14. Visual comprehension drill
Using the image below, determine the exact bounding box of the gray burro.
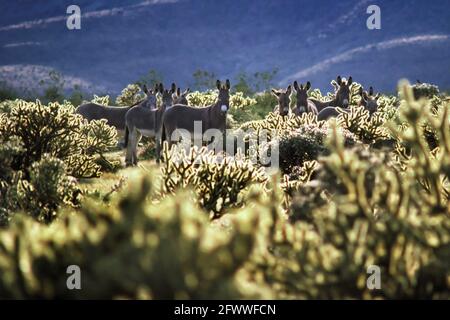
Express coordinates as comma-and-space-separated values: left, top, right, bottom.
125, 83, 174, 166
160, 79, 231, 155
75, 85, 155, 147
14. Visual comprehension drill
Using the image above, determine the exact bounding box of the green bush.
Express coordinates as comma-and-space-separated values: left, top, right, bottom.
90, 95, 110, 106
0, 176, 261, 299
15, 157, 81, 223
0, 99, 117, 178
160, 145, 267, 219
410, 82, 440, 99
338, 105, 391, 144
279, 125, 328, 175
264, 84, 450, 299
0, 99, 117, 224
115, 84, 144, 106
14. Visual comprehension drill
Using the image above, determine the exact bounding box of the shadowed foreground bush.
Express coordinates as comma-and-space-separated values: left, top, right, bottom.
0, 177, 261, 299
0, 99, 117, 224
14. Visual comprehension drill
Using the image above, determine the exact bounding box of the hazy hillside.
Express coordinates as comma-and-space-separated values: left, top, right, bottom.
1, 0, 449, 95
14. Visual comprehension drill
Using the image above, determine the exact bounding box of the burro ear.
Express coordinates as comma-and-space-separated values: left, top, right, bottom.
375, 93, 381, 99
362, 91, 369, 100
369, 86, 374, 96
183, 88, 191, 95
225, 79, 230, 90
332, 82, 339, 91
286, 85, 292, 94
159, 83, 164, 93
143, 84, 148, 94
176, 87, 181, 96
358, 87, 363, 95
293, 80, 299, 91
271, 89, 280, 97
216, 80, 221, 90
171, 83, 176, 94
306, 81, 311, 90
347, 76, 353, 86
336, 75, 342, 85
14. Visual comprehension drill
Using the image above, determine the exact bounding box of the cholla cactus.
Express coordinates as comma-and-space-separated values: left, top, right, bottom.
0, 137, 24, 225
338, 105, 391, 143
187, 90, 256, 110
230, 92, 257, 109
259, 82, 450, 299
187, 90, 218, 107
409, 81, 440, 99
115, 84, 145, 106
0, 175, 261, 299
160, 144, 267, 218
0, 99, 116, 224
0, 100, 117, 178
91, 95, 110, 106
16, 157, 80, 223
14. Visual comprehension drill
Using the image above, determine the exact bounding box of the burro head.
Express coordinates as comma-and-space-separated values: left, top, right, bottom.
293, 80, 311, 115
173, 86, 190, 105
142, 84, 158, 109
216, 79, 231, 113
335, 75, 353, 108
159, 82, 176, 107
359, 86, 380, 115
271, 85, 292, 116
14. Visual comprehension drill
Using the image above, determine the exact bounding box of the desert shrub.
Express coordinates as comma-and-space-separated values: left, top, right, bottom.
160, 145, 267, 219
237, 112, 326, 170
278, 121, 358, 176
0, 146, 80, 225
232, 69, 278, 95
253, 92, 278, 117
228, 92, 269, 125
191, 69, 217, 91
279, 125, 328, 175
186, 90, 258, 127
0, 176, 261, 299
90, 95, 110, 106
0, 99, 117, 178
0, 82, 19, 102
410, 82, 440, 99
115, 84, 144, 106
0, 137, 24, 225
0, 99, 116, 224
240, 111, 326, 135
392, 89, 449, 154
187, 90, 256, 109
186, 90, 216, 107
230, 91, 257, 109
14, 157, 81, 223
337, 106, 391, 144
38, 70, 65, 104
257, 83, 449, 299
